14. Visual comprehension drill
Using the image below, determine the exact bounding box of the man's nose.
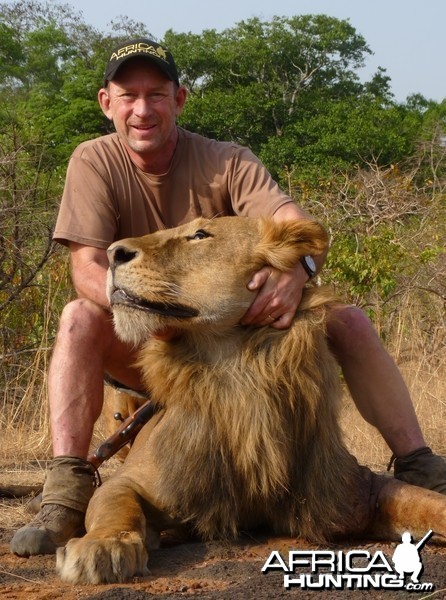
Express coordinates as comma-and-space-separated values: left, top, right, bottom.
133, 97, 153, 117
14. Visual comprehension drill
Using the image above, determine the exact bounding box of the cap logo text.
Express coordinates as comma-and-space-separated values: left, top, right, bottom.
110, 43, 168, 64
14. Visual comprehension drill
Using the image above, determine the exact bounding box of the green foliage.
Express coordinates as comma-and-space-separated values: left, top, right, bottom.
0, 21, 25, 81
300, 159, 446, 315
326, 229, 405, 300
261, 97, 422, 185
168, 15, 376, 148
0, 128, 62, 371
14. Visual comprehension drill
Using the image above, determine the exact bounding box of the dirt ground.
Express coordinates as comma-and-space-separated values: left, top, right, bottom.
1, 527, 446, 600
1, 468, 445, 600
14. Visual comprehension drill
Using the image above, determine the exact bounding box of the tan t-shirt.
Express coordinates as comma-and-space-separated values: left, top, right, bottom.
53, 127, 293, 248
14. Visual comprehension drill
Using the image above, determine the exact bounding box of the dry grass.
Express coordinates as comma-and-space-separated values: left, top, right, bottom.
341, 359, 446, 471
342, 295, 446, 469
1, 350, 51, 465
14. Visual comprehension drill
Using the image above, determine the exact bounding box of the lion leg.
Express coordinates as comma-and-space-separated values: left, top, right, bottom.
56, 480, 151, 584
369, 475, 446, 542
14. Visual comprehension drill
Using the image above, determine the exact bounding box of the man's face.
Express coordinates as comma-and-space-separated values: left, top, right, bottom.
98, 59, 186, 167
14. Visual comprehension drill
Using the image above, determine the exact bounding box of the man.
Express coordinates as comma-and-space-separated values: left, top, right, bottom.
11, 38, 446, 557
392, 532, 424, 583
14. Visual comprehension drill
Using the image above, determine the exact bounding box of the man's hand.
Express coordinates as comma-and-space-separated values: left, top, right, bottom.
240, 262, 309, 330
240, 201, 326, 330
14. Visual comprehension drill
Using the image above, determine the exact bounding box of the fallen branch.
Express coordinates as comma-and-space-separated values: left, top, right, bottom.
0, 484, 42, 499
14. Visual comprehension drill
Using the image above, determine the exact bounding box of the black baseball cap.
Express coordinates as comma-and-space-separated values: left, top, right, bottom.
104, 38, 179, 86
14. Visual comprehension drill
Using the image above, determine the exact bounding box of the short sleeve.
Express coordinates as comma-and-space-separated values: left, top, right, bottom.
53, 151, 118, 249
227, 147, 294, 217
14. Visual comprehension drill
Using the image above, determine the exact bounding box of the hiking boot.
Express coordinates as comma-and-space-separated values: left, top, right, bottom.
394, 446, 446, 495
10, 503, 85, 556
10, 456, 97, 556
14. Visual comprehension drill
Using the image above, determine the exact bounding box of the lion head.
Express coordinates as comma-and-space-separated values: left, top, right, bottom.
107, 216, 328, 345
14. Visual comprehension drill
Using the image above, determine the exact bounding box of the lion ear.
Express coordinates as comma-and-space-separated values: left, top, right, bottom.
256, 218, 329, 270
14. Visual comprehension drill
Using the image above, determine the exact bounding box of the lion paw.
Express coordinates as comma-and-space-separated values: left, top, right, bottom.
56, 531, 149, 584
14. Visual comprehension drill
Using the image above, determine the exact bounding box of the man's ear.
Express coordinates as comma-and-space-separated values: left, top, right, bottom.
174, 85, 188, 117
98, 87, 113, 120
255, 218, 329, 270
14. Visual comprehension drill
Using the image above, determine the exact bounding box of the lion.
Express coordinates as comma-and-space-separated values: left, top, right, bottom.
56, 216, 446, 584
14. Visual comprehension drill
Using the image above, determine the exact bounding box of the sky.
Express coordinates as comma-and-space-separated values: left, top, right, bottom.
66, 0, 445, 103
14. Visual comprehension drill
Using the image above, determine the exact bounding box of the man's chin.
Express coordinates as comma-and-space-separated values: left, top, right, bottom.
129, 138, 157, 153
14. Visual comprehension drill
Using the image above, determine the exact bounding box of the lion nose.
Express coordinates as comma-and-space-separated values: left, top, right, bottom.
107, 245, 139, 271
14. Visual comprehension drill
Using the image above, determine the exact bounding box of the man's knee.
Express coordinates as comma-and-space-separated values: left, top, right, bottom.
326, 304, 379, 356
57, 299, 112, 345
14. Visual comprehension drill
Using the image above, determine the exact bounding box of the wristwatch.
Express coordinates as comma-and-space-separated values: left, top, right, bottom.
300, 255, 317, 279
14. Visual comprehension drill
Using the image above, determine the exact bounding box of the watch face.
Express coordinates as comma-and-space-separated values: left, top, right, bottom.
304, 255, 316, 275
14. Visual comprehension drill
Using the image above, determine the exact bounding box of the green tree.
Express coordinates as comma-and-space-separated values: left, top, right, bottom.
166, 15, 382, 148
260, 96, 422, 184
164, 15, 431, 189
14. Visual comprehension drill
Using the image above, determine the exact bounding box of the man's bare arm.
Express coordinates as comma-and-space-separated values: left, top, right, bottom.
68, 242, 110, 309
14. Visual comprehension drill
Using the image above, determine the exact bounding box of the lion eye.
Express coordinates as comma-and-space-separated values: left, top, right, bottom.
187, 229, 211, 241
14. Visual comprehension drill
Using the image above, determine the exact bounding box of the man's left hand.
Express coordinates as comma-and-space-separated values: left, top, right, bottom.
240, 262, 309, 330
